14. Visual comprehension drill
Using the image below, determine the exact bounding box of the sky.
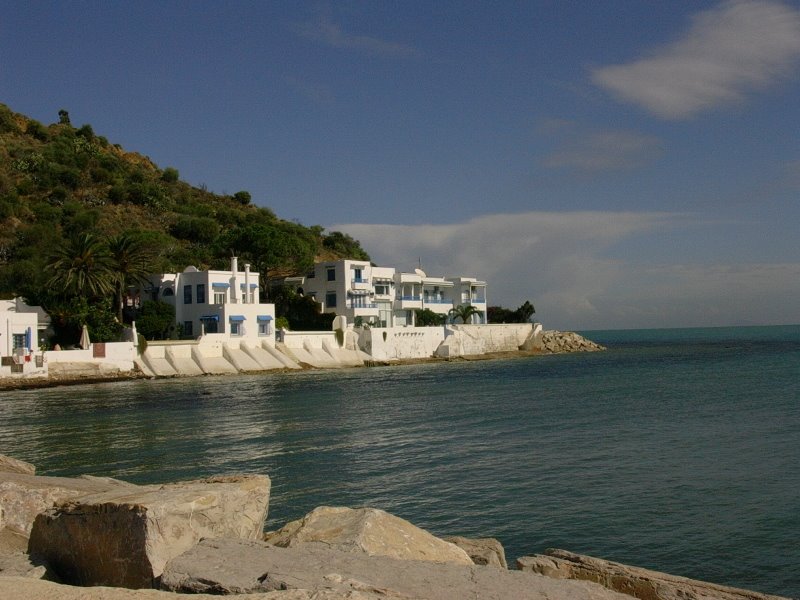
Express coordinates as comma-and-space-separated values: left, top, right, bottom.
2, 0, 800, 330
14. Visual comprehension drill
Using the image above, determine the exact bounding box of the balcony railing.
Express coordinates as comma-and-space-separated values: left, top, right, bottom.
423, 298, 450, 304
349, 303, 377, 309
398, 295, 421, 301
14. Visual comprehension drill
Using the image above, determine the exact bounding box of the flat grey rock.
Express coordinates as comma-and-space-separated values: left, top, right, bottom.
161, 537, 632, 600
518, 549, 789, 600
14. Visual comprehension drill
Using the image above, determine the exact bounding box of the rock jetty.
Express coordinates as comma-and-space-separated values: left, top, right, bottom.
539, 330, 606, 353
1, 454, 786, 600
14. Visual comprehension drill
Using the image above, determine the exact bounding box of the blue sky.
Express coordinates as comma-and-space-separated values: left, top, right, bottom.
2, 1, 800, 329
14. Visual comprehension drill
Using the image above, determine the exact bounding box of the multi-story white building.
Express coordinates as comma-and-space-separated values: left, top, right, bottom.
142, 257, 276, 342
296, 259, 487, 327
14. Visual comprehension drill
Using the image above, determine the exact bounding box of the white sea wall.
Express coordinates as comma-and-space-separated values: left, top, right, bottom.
358, 327, 446, 361
443, 324, 535, 357
44, 342, 136, 374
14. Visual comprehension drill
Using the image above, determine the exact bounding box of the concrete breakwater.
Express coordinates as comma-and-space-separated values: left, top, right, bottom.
0, 454, 787, 600
0, 324, 605, 388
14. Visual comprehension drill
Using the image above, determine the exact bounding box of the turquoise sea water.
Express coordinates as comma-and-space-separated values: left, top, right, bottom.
1, 325, 798, 597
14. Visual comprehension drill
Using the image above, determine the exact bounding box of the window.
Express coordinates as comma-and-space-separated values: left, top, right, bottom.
200, 316, 218, 334
327, 268, 336, 281
162, 287, 174, 297
184, 285, 192, 304
12, 334, 26, 351
258, 322, 271, 336
230, 322, 241, 336
196, 284, 205, 304
326, 292, 337, 308
375, 284, 389, 296
183, 321, 193, 337
214, 290, 226, 304
353, 267, 363, 282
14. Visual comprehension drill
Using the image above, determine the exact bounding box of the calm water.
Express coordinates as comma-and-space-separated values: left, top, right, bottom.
1, 325, 798, 597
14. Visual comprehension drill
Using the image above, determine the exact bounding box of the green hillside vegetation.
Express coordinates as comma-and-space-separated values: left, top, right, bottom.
0, 103, 368, 343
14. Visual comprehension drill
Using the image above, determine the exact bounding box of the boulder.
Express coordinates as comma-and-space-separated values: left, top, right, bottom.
0, 455, 35, 476
161, 537, 634, 599
517, 549, 789, 600
264, 506, 472, 565
443, 535, 507, 568
0, 471, 130, 536
28, 474, 270, 589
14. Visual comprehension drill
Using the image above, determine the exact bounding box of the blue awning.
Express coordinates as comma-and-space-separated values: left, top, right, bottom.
229, 315, 246, 322
256, 315, 273, 322
200, 315, 219, 321
211, 283, 230, 288
240, 284, 259, 288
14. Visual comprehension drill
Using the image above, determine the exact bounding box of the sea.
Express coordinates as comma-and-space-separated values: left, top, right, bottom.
1, 325, 798, 597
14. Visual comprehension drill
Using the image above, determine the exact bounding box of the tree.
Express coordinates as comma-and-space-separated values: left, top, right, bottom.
448, 304, 481, 324
135, 300, 176, 340
58, 109, 71, 126
233, 190, 251, 205
218, 224, 315, 299
107, 232, 156, 322
415, 308, 446, 326
46, 233, 114, 299
515, 300, 535, 322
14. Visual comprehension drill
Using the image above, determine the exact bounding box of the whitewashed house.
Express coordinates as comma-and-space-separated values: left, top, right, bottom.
296, 259, 488, 327
0, 298, 46, 376
142, 257, 276, 343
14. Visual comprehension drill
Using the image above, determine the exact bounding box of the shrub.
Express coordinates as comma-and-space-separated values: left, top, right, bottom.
233, 190, 251, 205
170, 216, 218, 244
162, 167, 179, 183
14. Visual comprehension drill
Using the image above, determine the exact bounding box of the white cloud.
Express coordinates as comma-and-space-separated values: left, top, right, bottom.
592, 0, 800, 119
295, 14, 419, 58
332, 211, 800, 330
543, 129, 663, 171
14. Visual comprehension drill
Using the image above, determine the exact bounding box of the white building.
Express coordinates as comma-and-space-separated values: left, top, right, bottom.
142, 257, 276, 342
0, 298, 46, 376
296, 259, 487, 327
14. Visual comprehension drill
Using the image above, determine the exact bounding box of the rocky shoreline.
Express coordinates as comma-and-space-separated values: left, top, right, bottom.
0, 330, 604, 391
0, 454, 787, 600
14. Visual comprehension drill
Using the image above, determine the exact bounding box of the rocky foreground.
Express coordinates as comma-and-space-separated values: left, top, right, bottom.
0, 454, 786, 600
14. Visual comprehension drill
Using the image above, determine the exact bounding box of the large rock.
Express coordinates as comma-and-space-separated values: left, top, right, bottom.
443, 535, 507, 568
517, 549, 789, 600
161, 537, 634, 599
264, 506, 472, 565
0, 471, 130, 535
0, 455, 35, 476
28, 474, 270, 589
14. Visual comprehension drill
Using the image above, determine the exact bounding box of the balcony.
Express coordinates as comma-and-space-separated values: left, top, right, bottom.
350, 278, 371, 291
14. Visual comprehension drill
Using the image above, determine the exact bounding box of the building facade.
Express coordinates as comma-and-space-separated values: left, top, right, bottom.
142, 258, 276, 342
297, 260, 487, 327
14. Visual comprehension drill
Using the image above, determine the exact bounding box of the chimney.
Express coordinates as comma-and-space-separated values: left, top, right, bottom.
244, 263, 251, 304
230, 256, 239, 304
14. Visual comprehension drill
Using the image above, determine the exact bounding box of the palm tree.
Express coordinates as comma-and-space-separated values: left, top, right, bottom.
448, 304, 481, 324
46, 233, 115, 299
107, 233, 155, 321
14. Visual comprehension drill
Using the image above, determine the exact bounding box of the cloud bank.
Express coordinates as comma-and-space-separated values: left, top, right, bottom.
543, 129, 663, 172
592, 0, 800, 118
333, 211, 800, 330
295, 14, 419, 58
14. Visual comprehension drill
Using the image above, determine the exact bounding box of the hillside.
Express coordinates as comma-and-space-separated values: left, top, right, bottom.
0, 102, 369, 304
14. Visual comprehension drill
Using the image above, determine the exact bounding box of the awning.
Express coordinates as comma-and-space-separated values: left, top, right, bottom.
211, 283, 230, 289
229, 315, 246, 322
200, 315, 219, 321
348, 289, 370, 296
239, 284, 259, 288
256, 315, 273, 322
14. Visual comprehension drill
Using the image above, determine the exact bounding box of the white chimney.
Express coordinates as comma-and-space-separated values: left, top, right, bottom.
244, 263, 251, 304
230, 256, 239, 304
